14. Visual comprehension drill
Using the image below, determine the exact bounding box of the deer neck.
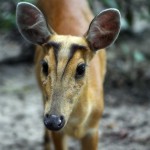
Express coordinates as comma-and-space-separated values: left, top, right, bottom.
37, 0, 93, 36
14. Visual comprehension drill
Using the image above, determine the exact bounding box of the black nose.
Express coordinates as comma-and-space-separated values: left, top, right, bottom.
44, 114, 65, 131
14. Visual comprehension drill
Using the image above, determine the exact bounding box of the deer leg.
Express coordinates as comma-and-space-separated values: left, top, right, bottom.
81, 129, 99, 150
44, 128, 51, 150
52, 132, 67, 150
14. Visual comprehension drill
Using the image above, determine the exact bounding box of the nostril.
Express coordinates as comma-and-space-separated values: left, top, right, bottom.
60, 115, 64, 123
60, 115, 64, 120
45, 114, 49, 118
44, 114, 65, 131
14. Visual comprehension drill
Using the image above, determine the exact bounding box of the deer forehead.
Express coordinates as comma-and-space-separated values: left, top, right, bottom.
45, 35, 88, 79
46, 35, 88, 65
50, 35, 88, 48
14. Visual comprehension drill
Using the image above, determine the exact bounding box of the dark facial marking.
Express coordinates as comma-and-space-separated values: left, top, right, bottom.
61, 44, 87, 80
41, 60, 49, 76
70, 44, 87, 60
44, 41, 61, 66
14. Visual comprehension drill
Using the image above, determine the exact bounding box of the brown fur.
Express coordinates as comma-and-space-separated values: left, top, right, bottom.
35, 0, 106, 149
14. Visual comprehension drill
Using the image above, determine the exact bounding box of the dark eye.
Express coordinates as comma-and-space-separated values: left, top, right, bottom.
75, 63, 86, 79
41, 60, 48, 76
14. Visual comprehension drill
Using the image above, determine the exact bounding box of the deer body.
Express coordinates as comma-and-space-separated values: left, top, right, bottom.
16, 0, 120, 149
37, 0, 93, 36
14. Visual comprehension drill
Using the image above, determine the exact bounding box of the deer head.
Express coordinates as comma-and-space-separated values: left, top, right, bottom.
16, 2, 120, 131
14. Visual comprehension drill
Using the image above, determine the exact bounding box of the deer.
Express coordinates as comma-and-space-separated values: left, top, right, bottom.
16, 0, 120, 150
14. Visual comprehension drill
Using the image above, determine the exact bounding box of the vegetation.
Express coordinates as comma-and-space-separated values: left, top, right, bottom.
0, 0, 35, 30
89, 0, 150, 30
0, 0, 150, 31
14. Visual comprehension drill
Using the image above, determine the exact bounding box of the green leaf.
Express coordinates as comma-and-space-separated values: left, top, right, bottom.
101, 0, 118, 8
133, 51, 145, 62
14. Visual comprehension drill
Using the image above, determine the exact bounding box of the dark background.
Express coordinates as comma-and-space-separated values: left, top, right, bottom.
0, 0, 150, 150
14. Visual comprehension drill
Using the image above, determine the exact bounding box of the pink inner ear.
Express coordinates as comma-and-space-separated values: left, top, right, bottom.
17, 4, 42, 27
87, 9, 120, 50
98, 10, 120, 33
17, 2, 51, 45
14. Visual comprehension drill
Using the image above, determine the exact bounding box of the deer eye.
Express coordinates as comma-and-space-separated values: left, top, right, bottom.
75, 63, 86, 79
41, 60, 48, 76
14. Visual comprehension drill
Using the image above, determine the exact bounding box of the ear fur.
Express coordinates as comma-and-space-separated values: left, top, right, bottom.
16, 2, 51, 45
86, 8, 121, 51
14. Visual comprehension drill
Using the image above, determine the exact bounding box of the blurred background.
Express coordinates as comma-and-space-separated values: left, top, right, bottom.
0, 0, 150, 150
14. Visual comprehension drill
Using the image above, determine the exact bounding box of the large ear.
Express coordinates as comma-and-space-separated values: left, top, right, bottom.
86, 8, 121, 51
16, 2, 51, 45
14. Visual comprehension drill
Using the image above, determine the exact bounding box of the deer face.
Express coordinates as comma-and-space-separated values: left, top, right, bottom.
40, 35, 92, 130
16, 2, 121, 131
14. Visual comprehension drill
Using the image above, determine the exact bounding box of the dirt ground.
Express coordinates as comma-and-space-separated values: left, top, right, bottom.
0, 29, 150, 150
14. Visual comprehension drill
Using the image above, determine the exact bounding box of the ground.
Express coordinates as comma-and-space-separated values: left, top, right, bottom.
0, 30, 150, 150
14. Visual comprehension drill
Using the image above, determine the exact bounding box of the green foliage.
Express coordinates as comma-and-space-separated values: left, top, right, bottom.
133, 50, 145, 63
121, 44, 145, 62
0, 0, 35, 31
1, 0, 150, 32
16, 0, 35, 3
101, 0, 118, 8
89, 0, 150, 31
0, 12, 15, 30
